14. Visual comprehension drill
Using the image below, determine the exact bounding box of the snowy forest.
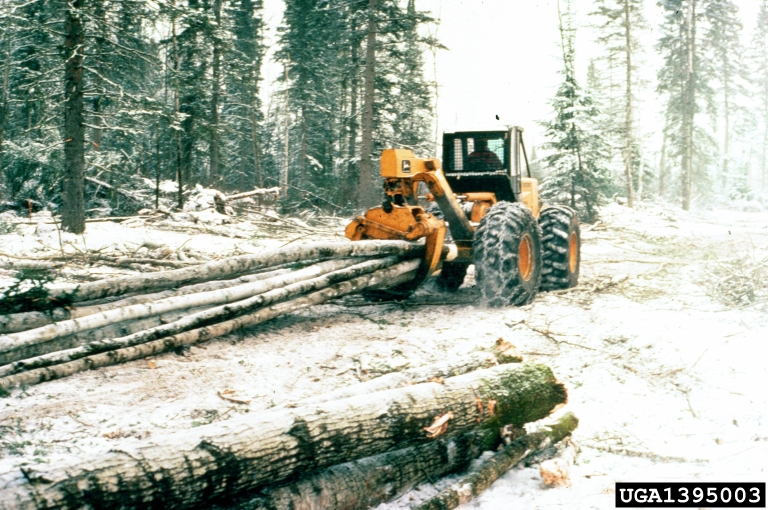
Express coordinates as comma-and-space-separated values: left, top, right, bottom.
0, 0, 767, 232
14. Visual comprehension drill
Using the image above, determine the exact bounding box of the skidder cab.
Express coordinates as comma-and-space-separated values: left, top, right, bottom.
346, 126, 582, 306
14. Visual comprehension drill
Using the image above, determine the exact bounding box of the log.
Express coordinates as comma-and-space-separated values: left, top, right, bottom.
0, 259, 421, 389
0, 363, 567, 509
0, 260, 65, 270
0, 256, 406, 376
0, 267, 295, 334
295, 350, 521, 407
239, 429, 499, 510
0, 258, 369, 364
46, 240, 423, 303
226, 187, 281, 201
85, 176, 145, 204
412, 412, 579, 510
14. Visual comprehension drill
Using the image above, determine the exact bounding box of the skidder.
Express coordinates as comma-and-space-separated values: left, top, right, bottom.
346, 126, 582, 306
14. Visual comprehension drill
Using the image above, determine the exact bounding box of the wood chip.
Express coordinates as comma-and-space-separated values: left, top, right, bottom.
423, 411, 454, 439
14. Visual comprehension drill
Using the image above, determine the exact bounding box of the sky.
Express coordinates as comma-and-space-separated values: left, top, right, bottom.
260, 0, 765, 161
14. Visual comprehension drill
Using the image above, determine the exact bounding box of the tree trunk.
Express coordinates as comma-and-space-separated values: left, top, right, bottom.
46, 240, 424, 303
282, 60, 290, 198
244, 429, 499, 510
296, 350, 521, 407
722, 75, 730, 188
658, 127, 667, 196
623, 0, 635, 208
0, 30, 10, 170
0, 260, 420, 389
0, 363, 567, 508
358, 0, 377, 208
682, 0, 696, 211
209, 0, 222, 185
172, 6, 184, 210
62, 0, 86, 234
413, 412, 579, 510
0, 258, 380, 363
0, 257, 405, 372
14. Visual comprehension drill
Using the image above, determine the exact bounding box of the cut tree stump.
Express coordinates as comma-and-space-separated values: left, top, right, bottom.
0, 364, 566, 509
413, 412, 579, 510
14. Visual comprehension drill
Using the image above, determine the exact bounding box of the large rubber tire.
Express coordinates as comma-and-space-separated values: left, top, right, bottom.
473, 201, 542, 307
425, 202, 469, 292
539, 205, 580, 291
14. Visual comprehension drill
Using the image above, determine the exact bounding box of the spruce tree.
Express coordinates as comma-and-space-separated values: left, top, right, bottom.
751, 1, 768, 190
541, 0, 612, 223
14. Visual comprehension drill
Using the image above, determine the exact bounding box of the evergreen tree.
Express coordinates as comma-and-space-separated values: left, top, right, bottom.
704, 0, 749, 190
592, 0, 646, 207
751, 1, 768, 191
541, 0, 612, 223
657, 0, 716, 210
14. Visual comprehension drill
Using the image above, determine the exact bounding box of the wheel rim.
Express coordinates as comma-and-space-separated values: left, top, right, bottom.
569, 232, 578, 273
518, 234, 533, 281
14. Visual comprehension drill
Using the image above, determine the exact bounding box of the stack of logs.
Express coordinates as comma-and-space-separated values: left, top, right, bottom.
0, 239, 578, 509
0, 241, 425, 391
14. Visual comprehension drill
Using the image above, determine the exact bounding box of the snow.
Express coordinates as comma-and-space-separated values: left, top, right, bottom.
1, 202, 767, 509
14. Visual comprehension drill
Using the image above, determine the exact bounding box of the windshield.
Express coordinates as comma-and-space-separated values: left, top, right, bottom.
448, 134, 507, 172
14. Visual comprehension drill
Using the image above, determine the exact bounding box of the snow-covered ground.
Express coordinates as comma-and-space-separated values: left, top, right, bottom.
0, 202, 767, 509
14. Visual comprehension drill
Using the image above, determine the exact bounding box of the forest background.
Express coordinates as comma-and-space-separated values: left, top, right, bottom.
1, 0, 767, 233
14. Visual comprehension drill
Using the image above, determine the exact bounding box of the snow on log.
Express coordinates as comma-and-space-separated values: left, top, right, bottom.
45, 240, 424, 303
225, 187, 281, 201
0, 258, 370, 364
0, 363, 567, 509
413, 412, 579, 510
295, 349, 522, 407
0, 268, 294, 334
0, 256, 406, 377
240, 429, 499, 510
0, 259, 421, 389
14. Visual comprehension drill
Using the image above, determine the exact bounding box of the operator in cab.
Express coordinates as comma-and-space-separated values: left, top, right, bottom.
467, 138, 502, 171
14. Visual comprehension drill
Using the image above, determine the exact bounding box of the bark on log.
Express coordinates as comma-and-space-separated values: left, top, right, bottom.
0, 268, 295, 334
295, 350, 521, 407
412, 412, 579, 510
0, 260, 421, 390
0, 363, 567, 509
0, 256, 405, 376
0, 258, 369, 364
45, 240, 422, 303
236, 429, 499, 510
0, 260, 66, 270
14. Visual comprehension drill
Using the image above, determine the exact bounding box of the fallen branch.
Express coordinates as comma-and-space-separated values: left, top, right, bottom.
225, 187, 280, 202
85, 176, 145, 204
0, 363, 567, 508
413, 412, 579, 510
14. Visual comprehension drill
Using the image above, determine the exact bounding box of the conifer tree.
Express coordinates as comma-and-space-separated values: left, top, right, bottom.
541, 0, 612, 223
751, 1, 768, 190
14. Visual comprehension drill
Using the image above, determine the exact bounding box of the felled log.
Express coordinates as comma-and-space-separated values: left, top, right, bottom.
0, 258, 369, 364
413, 412, 579, 510
0, 268, 294, 334
226, 187, 280, 202
240, 429, 499, 510
0, 260, 66, 270
0, 259, 421, 389
85, 176, 145, 204
46, 240, 423, 303
0, 256, 405, 377
0, 363, 567, 509
296, 349, 521, 407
